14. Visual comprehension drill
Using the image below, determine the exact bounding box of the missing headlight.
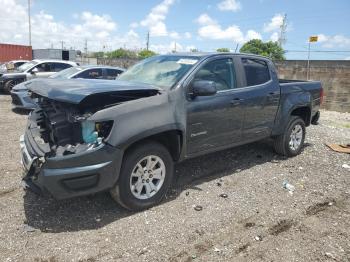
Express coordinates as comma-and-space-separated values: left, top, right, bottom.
82, 120, 114, 144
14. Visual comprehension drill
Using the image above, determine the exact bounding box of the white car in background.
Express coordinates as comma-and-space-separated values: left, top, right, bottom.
11, 65, 125, 110
0, 59, 78, 93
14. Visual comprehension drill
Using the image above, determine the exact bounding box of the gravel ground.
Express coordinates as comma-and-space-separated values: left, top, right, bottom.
0, 93, 349, 262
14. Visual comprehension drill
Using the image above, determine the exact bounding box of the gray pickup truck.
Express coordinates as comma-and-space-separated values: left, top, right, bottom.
20, 53, 323, 211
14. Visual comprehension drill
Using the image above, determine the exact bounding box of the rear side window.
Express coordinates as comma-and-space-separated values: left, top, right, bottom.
75, 68, 103, 79
51, 63, 72, 72
106, 69, 123, 79
242, 58, 270, 86
35, 63, 51, 72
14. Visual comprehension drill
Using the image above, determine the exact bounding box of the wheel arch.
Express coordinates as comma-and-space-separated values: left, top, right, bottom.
121, 128, 184, 162
290, 106, 311, 127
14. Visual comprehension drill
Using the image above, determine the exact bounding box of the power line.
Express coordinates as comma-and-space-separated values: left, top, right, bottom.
286, 50, 350, 53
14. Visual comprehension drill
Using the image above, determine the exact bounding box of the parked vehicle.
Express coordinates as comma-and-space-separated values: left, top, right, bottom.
0, 60, 29, 73
0, 59, 78, 93
20, 53, 323, 211
11, 65, 125, 110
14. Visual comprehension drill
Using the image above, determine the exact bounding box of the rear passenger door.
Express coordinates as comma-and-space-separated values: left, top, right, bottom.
239, 57, 280, 140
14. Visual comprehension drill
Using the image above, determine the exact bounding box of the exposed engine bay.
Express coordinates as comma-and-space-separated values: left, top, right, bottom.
28, 88, 159, 157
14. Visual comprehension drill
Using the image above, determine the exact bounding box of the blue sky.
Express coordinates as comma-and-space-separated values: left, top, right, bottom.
1, 0, 350, 59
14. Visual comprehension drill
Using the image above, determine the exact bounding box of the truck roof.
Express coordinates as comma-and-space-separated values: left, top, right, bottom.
32, 59, 78, 66
165, 52, 270, 60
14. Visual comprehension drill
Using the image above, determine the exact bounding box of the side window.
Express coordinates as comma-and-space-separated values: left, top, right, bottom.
34, 63, 51, 72
242, 58, 271, 86
75, 69, 103, 79
193, 58, 234, 91
51, 63, 72, 72
106, 69, 123, 79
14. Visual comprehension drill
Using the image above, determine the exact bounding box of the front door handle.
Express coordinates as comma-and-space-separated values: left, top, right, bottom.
230, 98, 244, 106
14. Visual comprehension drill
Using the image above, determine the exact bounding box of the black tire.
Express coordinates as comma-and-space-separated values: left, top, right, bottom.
110, 141, 174, 211
4, 80, 16, 93
273, 116, 306, 157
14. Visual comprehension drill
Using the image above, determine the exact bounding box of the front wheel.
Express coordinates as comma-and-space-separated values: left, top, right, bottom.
4, 80, 17, 93
273, 116, 306, 157
110, 142, 174, 211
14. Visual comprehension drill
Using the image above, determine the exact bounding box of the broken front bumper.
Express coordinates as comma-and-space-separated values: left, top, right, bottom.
20, 133, 123, 200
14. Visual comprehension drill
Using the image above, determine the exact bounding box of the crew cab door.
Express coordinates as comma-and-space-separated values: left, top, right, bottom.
238, 57, 280, 140
186, 57, 245, 155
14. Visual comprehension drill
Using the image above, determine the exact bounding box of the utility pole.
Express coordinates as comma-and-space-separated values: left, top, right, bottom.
307, 36, 318, 80
307, 41, 311, 80
234, 43, 239, 53
146, 31, 150, 51
84, 39, 88, 55
278, 14, 287, 47
60, 41, 64, 50
28, 0, 31, 46
174, 42, 177, 53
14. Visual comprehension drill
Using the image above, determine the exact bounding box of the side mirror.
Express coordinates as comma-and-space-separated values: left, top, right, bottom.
192, 80, 217, 97
31, 67, 38, 74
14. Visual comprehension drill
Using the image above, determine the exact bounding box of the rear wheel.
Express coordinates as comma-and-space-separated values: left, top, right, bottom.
110, 141, 174, 211
273, 116, 306, 157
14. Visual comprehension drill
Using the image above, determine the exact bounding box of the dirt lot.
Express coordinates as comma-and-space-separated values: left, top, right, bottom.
0, 94, 349, 262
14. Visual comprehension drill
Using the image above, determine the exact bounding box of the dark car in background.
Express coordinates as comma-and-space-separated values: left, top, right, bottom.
11, 65, 125, 110
0, 59, 78, 93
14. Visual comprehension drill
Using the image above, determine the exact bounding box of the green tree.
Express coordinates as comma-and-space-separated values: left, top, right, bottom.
138, 49, 157, 59
239, 39, 285, 60
106, 48, 137, 59
216, 47, 230, 52
91, 51, 105, 58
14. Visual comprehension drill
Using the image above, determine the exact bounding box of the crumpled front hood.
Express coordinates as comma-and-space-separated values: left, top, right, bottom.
12, 79, 35, 91
27, 78, 163, 105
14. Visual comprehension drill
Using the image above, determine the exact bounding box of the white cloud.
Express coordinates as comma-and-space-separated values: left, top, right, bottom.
140, 0, 175, 37
217, 0, 241, 11
246, 30, 262, 41
127, 29, 139, 38
129, 22, 139, 28
196, 13, 261, 44
270, 32, 279, 42
196, 13, 216, 26
169, 31, 180, 39
80, 11, 116, 31
317, 34, 350, 48
151, 41, 182, 54
345, 56, 350, 60
0, 0, 142, 51
264, 14, 284, 33
150, 42, 198, 54
184, 32, 192, 39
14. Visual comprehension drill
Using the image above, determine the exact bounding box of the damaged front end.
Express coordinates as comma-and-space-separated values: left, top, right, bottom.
21, 96, 122, 198
20, 78, 162, 199
25, 95, 114, 158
